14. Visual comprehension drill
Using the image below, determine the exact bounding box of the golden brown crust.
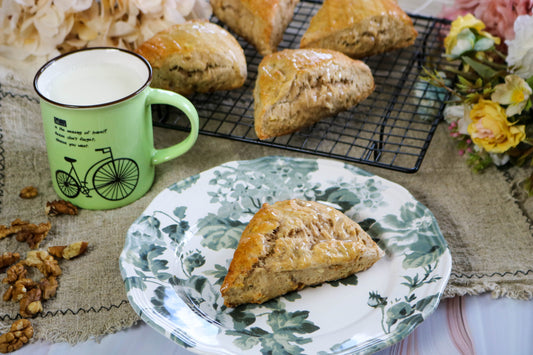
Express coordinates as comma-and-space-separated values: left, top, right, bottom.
135, 20, 247, 95
253, 48, 374, 140
221, 199, 384, 307
300, 0, 418, 58
210, 0, 300, 55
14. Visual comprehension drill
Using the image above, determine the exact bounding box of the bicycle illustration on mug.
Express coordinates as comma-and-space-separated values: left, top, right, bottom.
55, 147, 139, 201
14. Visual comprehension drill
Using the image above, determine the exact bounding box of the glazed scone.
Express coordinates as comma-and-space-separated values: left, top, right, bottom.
210, 0, 300, 55
300, 0, 418, 58
221, 199, 384, 307
135, 20, 247, 96
253, 48, 375, 140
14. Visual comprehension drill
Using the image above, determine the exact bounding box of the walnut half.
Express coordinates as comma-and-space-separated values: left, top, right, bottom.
19, 288, 43, 318
19, 186, 38, 199
45, 200, 78, 216
0, 253, 20, 270
0, 319, 33, 353
48, 241, 88, 260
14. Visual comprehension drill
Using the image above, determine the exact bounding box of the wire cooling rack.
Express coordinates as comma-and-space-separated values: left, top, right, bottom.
152, 0, 451, 173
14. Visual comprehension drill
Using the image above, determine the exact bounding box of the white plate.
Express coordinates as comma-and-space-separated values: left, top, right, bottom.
119, 156, 451, 354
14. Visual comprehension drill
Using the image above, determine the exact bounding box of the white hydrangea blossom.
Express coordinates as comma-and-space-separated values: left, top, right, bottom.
506, 15, 533, 79
0, 0, 212, 62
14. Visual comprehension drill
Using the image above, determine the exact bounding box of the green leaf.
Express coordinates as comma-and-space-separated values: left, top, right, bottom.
150, 259, 169, 275
228, 307, 257, 330
386, 302, 415, 329
169, 174, 200, 193
358, 218, 377, 232
182, 251, 206, 274
173, 206, 187, 219
283, 291, 302, 302
394, 313, 424, 333
266, 310, 319, 334
136, 215, 162, 239
462, 56, 497, 80
526, 76, 533, 89
162, 221, 190, 244
260, 333, 306, 355
415, 294, 440, 312
123, 276, 146, 292
403, 243, 443, 269
317, 186, 360, 212
230, 332, 261, 350
188, 275, 209, 294
196, 213, 246, 251
203, 264, 228, 285
328, 274, 358, 287
132, 244, 166, 272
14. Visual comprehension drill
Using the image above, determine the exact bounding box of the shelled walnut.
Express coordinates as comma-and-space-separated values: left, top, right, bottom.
6, 278, 36, 303
0, 219, 51, 249
0, 319, 33, 353
48, 241, 88, 260
2, 263, 27, 284
0, 253, 20, 270
1, 251, 63, 318
38, 276, 58, 300
19, 287, 43, 318
23, 251, 62, 278
19, 186, 38, 199
45, 200, 78, 216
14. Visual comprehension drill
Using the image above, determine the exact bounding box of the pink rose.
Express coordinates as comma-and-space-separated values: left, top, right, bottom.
443, 0, 533, 41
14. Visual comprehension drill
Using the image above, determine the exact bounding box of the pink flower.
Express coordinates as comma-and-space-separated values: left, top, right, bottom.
443, 0, 533, 41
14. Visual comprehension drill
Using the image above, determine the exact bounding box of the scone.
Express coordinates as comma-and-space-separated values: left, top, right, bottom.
253, 48, 374, 140
221, 199, 384, 307
135, 20, 247, 96
210, 0, 300, 55
300, 0, 418, 58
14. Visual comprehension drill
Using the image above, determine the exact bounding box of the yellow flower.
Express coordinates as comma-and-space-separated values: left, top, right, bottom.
444, 14, 501, 56
492, 75, 532, 116
467, 99, 526, 153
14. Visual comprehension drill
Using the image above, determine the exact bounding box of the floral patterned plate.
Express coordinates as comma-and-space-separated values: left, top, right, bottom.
119, 156, 452, 354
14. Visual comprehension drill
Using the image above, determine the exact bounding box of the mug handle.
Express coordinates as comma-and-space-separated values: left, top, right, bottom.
146, 87, 199, 165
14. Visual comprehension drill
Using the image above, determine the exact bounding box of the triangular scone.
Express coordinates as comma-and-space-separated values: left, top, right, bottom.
221, 199, 384, 307
300, 0, 418, 59
135, 21, 247, 96
210, 0, 300, 55
253, 48, 374, 140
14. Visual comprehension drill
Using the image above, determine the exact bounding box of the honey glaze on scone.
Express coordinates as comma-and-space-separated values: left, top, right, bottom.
135, 20, 247, 96
253, 48, 375, 140
300, 0, 418, 59
220, 199, 384, 307
210, 0, 301, 55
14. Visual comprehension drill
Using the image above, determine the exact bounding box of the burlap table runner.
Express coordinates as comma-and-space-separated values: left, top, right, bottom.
1, 64, 532, 345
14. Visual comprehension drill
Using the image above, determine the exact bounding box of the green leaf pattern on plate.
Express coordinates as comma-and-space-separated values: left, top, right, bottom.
120, 156, 451, 354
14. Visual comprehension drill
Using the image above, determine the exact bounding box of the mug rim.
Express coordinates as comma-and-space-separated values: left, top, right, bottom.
33, 47, 153, 109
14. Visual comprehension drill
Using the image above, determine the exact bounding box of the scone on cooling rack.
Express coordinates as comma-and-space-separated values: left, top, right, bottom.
221, 199, 384, 307
210, 0, 300, 56
135, 20, 247, 96
300, 0, 418, 59
253, 48, 374, 140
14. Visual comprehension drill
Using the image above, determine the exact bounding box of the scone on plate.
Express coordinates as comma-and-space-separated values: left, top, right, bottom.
253, 48, 375, 140
300, 0, 418, 58
210, 0, 300, 56
135, 20, 247, 96
221, 199, 384, 307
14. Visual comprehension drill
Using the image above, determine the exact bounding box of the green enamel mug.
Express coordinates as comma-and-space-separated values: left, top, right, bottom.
34, 47, 199, 210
